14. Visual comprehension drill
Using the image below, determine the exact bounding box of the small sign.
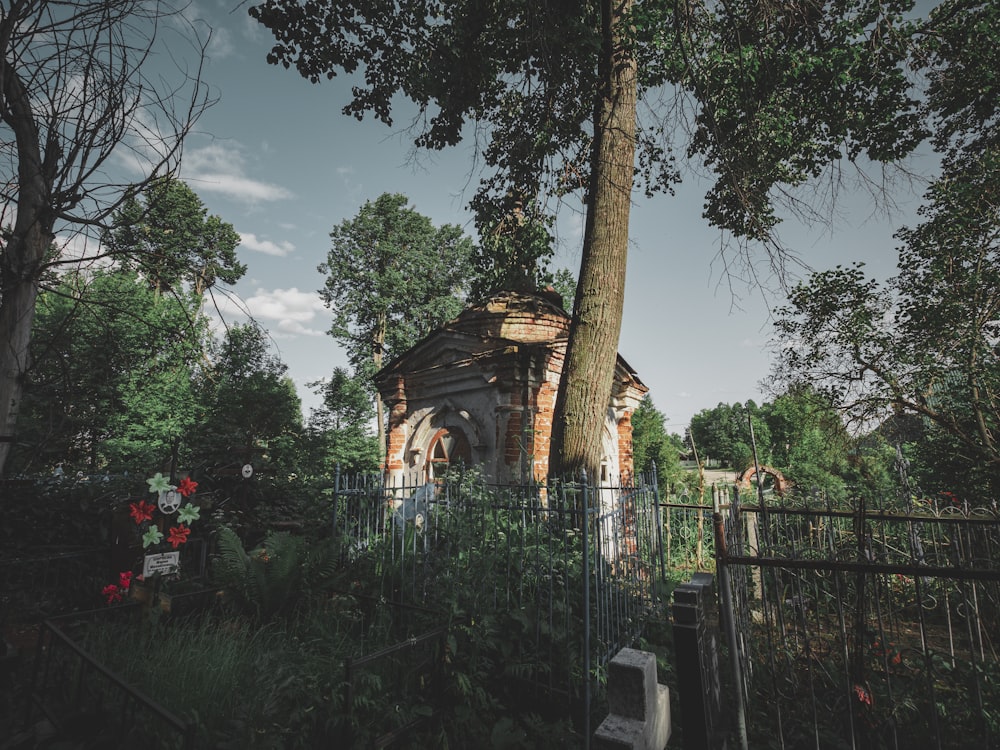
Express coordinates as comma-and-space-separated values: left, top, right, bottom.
241, 463, 254, 479
143, 552, 180, 578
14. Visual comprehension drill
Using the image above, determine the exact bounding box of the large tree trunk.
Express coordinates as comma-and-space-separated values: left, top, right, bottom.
549, 0, 638, 482
0, 229, 49, 476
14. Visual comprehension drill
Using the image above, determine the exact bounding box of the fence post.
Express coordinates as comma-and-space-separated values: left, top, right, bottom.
651, 461, 666, 584
333, 462, 341, 542
671, 573, 724, 749
713, 513, 748, 750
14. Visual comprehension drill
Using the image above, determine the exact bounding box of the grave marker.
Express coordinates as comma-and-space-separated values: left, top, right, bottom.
593, 647, 671, 750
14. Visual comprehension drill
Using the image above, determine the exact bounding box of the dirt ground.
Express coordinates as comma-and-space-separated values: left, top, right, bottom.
700, 467, 740, 485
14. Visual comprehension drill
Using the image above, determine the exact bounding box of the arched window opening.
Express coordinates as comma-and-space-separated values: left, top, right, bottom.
426, 427, 471, 480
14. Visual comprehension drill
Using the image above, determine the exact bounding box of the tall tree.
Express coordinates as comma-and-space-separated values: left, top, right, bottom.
689, 400, 771, 471
250, 0, 926, 478
772, 167, 1000, 490
317, 193, 475, 458
763, 385, 851, 493
630, 394, 684, 489
0, 0, 212, 476
193, 323, 302, 473
302, 368, 380, 475
15, 268, 205, 473
102, 178, 245, 297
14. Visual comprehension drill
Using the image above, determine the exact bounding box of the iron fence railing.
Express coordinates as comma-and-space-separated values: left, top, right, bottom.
26, 607, 196, 749
330, 468, 664, 743
343, 623, 449, 747
713, 488, 1000, 750
1, 546, 111, 622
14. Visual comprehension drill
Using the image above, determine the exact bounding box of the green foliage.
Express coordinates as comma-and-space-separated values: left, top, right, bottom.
212, 526, 339, 623
469, 199, 559, 300
318, 193, 476, 375
16, 269, 206, 473
550, 268, 577, 312
630, 395, 685, 488
690, 400, 771, 471
192, 323, 302, 473
301, 368, 380, 475
763, 385, 850, 494
249, 0, 939, 482
102, 177, 245, 295
250, 0, 925, 244
919, 0, 1000, 160
772, 156, 1000, 499
769, 0, 1000, 501
677, 0, 924, 239
77, 601, 368, 748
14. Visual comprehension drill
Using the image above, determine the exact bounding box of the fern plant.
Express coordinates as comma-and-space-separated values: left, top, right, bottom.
213, 526, 340, 623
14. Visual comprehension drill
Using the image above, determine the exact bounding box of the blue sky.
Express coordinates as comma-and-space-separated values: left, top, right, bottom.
149, 2, 934, 433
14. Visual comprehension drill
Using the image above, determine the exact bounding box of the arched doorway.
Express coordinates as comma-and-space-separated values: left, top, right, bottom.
425, 427, 471, 480
739, 464, 790, 496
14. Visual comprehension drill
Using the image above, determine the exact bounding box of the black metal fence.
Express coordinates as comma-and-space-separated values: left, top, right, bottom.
26, 607, 197, 749
330, 468, 664, 740
713, 488, 1000, 750
1, 547, 111, 623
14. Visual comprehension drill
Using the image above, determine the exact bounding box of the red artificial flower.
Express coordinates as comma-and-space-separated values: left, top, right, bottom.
177, 477, 198, 497
129, 500, 156, 525
118, 570, 133, 590
853, 684, 872, 706
103, 584, 122, 604
167, 524, 190, 549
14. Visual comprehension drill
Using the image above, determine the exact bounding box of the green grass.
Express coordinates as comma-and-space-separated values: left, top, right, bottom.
75, 595, 392, 748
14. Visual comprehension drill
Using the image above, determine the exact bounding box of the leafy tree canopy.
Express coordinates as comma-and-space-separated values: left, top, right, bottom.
102, 177, 246, 296
689, 400, 771, 472
772, 151, 1000, 494
301, 368, 380, 475
194, 323, 302, 472
762, 385, 851, 495
0, 0, 212, 476
251, 0, 932, 478
16, 268, 205, 473
630, 394, 685, 490
250, 0, 922, 241
319, 192, 476, 376
469, 199, 559, 301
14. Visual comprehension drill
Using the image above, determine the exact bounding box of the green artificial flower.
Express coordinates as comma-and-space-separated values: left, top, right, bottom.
177, 503, 201, 524
146, 472, 173, 494
142, 526, 164, 548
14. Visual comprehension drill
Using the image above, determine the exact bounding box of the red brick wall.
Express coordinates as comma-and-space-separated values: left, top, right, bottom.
617, 411, 635, 482
384, 376, 408, 472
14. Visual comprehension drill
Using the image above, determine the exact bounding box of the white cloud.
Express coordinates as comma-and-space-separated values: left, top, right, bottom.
182, 142, 293, 203
246, 286, 324, 321
206, 26, 235, 60
272, 319, 326, 337
203, 287, 326, 338
50, 232, 116, 273
238, 232, 295, 257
